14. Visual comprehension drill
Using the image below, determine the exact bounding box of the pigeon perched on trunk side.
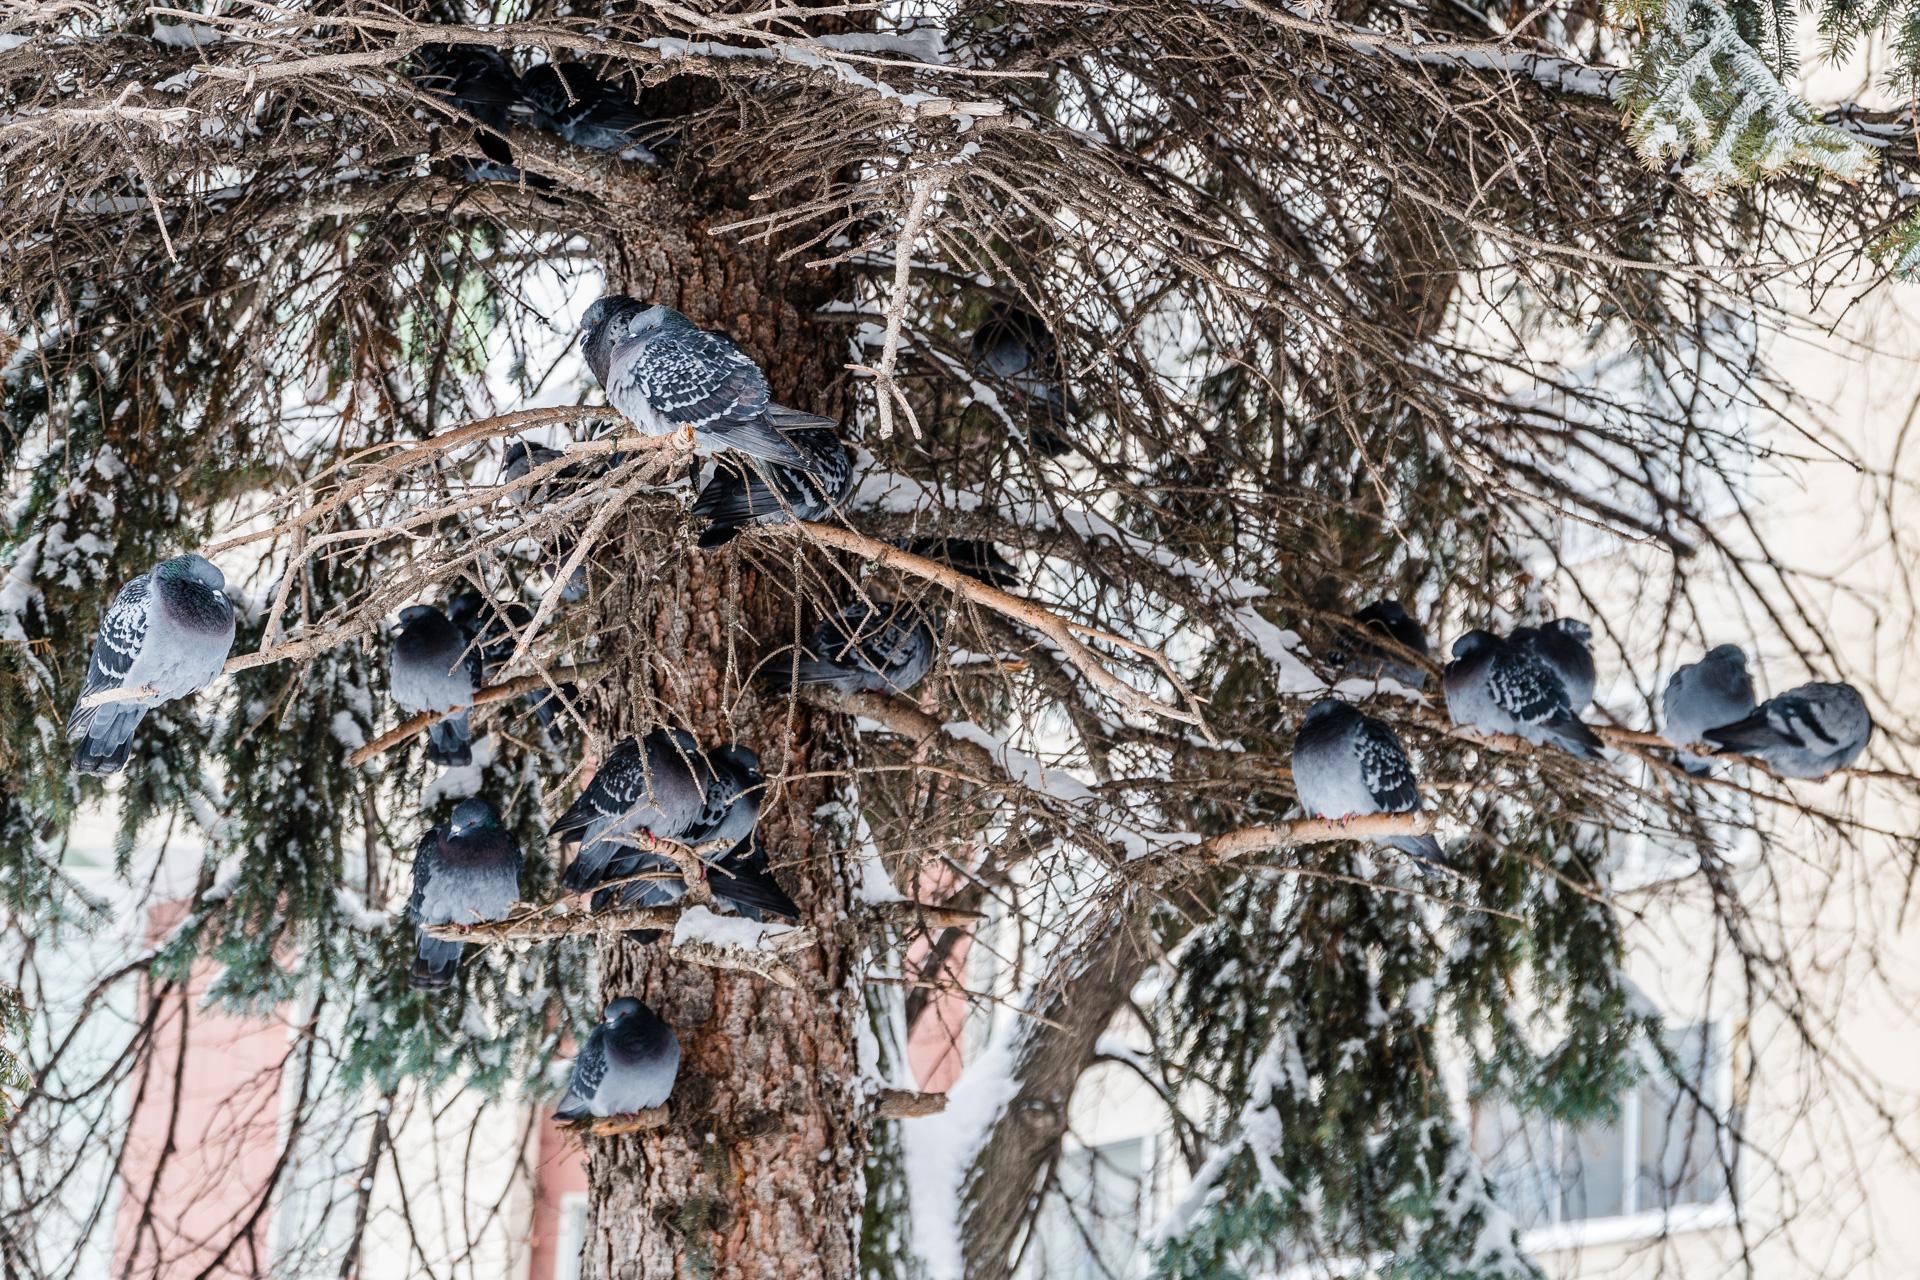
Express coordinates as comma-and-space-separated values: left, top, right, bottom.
1662, 645, 1757, 775
968, 304, 1072, 456
517, 62, 671, 162
552, 729, 711, 894
1443, 629, 1603, 759
784, 600, 936, 697
1512, 618, 1596, 709
1704, 681, 1871, 779
691, 428, 853, 547
593, 743, 798, 935
390, 604, 478, 767
1330, 599, 1429, 689
68, 554, 236, 775
580, 295, 833, 473
900, 538, 1021, 591
1291, 699, 1444, 865
406, 797, 523, 990
554, 996, 681, 1121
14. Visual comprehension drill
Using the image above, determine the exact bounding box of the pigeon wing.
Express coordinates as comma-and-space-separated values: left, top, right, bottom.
1488, 650, 1568, 724
557, 1024, 610, 1118
68, 574, 151, 737
1354, 719, 1421, 814
632, 328, 769, 428
405, 828, 440, 927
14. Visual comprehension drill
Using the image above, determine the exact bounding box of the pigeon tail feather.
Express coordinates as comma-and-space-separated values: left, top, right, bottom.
1387, 834, 1445, 866
425, 713, 473, 767
765, 404, 839, 432
1546, 713, 1605, 760
1702, 711, 1788, 754
788, 657, 856, 691
710, 864, 800, 922
410, 936, 465, 990
71, 704, 146, 776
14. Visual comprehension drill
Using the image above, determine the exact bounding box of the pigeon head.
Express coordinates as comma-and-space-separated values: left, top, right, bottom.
1353, 599, 1427, 655
1546, 618, 1593, 645
501, 439, 561, 483
1705, 643, 1747, 667
445, 591, 483, 631
1451, 630, 1498, 660
1303, 698, 1353, 727
448, 797, 500, 836
580, 294, 650, 382
159, 554, 227, 596
603, 996, 644, 1024
399, 604, 441, 629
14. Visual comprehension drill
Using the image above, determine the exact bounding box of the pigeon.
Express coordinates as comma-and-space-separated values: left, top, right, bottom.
1512, 618, 1596, 709
593, 743, 798, 936
900, 538, 1021, 591
580, 296, 834, 474
411, 44, 539, 183
691, 427, 853, 548
497, 443, 597, 599
784, 600, 936, 697
445, 592, 573, 742
406, 797, 523, 990
551, 729, 711, 894
1330, 600, 1430, 689
390, 604, 478, 768
1443, 629, 1603, 759
968, 304, 1071, 457
67, 554, 236, 776
516, 62, 671, 163
1290, 699, 1443, 865
553, 996, 681, 1121
1704, 681, 1871, 779
1661, 645, 1757, 775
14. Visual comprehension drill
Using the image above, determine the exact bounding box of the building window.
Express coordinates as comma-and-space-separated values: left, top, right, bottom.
1021, 1137, 1150, 1280
554, 1193, 588, 1280
1471, 1022, 1734, 1233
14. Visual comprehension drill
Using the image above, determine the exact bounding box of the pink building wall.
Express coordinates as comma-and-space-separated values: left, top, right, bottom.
114, 903, 291, 1279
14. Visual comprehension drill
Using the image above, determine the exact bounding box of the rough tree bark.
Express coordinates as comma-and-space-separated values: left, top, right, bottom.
571, 189, 866, 1278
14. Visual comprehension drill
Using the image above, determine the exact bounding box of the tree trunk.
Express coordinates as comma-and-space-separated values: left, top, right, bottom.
576, 196, 865, 1279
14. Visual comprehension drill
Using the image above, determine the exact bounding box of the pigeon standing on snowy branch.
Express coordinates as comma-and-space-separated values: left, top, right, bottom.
691, 428, 853, 548
516, 62, 671, 163
406, 798, 523, 990
968, 303, 1072, 457
552, 729, 710, 894
581, 296, 834, 473
1331, 600, 1430, 689
67, 554, 235, 776
1512, 618, 1596, 709
1704, 681, 1872, 778
784, 600, 936, 697
1291, 699, 1444, 865
1662, 645, 1757, 775
1443, 629, 1603, 759
390, 604, 478, 768
554, 996, 681, 1121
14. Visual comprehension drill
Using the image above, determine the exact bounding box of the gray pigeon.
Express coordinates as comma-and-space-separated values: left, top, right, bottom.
580, 295, 833, 473
390, 605, 479, 767
1704, 681, 1871, 779
1661, 645, 1757, 775
1512, 618, 1596, 709
516, 62, 673, 162
968, 304, 1071, 457
1331, 599, 1429, 689
595, 744, 798, 935
691, 428, 853, 548
68, 554, 236, 776
785, 600, 936, 697
1291, 699, 1443, 865
406, 797, 523, 990
552, 729, 711, 894
1443, 630, 1603, 759
901, 538, 1021, 591
554, 996, 681, 1121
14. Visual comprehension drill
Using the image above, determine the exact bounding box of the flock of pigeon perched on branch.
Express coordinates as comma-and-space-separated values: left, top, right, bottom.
51, 47, 1875, 1120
